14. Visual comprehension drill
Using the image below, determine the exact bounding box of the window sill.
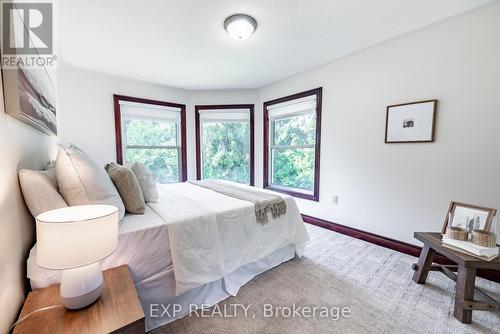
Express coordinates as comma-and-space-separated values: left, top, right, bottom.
265, 185, 319, 202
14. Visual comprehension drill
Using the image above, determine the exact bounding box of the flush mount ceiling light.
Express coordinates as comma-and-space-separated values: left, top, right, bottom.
224, 14, 257, 40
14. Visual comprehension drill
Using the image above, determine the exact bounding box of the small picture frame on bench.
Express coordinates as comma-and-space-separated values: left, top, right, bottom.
442, 201, 497, 234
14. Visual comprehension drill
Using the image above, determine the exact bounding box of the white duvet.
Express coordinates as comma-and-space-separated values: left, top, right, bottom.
27, 182, 309, 299
148, 181, 309, 296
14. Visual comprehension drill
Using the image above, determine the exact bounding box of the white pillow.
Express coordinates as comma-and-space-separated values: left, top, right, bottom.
19, 169, 68, 218
41, 166, 58, 187
55, 146, 125, 220
129, 162, 159, 203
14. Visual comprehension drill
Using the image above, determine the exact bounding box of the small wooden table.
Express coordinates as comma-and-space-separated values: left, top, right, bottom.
13, 265, 145, 334
412, 232, 500, 323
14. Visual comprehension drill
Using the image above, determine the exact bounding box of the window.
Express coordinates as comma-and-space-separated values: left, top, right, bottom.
195, 105, 254, 185
114, 95, 187, 183
264, 88, 322, 201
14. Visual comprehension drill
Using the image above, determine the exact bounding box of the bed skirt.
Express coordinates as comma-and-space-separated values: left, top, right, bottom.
140, 243, 300, 331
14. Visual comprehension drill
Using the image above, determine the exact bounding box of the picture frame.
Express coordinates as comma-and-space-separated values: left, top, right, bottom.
0, 4, 57, 136
1, 65, 57, 135
441, 201, 497, 234
385, 100, 437, 143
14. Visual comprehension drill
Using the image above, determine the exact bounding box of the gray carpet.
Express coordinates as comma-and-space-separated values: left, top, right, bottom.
153, 224, 500, 334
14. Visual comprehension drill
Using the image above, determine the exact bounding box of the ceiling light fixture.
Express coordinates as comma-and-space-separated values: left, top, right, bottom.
224, 14, 257, 40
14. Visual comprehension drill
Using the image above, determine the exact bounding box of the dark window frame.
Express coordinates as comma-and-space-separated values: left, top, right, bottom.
113, 94, 187, 182
263, 87, 322, 201
195, 104, 255, 186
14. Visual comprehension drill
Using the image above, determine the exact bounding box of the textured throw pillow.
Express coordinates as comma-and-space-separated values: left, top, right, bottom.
19, 169, 68, 218
129, 162, 159, 203
105, 162, 145, 214
55, 146, 125, 220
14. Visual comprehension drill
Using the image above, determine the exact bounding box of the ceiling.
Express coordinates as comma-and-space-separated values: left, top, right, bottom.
58, 0, 494, 90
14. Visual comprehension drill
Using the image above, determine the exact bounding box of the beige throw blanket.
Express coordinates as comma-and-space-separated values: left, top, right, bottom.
189, 180, 286, 224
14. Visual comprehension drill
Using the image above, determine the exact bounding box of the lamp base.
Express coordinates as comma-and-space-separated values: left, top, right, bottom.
60, 262, 103, 309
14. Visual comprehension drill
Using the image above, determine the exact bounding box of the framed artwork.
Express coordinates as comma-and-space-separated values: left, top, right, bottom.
0, 2, 57, 136
441, 201, 497, 234
1, 64, 57, 136
385, 100, 437, 143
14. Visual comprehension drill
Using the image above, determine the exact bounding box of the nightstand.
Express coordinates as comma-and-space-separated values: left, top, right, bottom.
13, 265, 145, 334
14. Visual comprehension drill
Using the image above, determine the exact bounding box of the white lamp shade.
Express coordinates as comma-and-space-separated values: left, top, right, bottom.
36, 205, 118, 270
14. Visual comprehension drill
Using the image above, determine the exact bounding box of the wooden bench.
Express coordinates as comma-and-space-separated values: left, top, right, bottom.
412, 232, 500, 323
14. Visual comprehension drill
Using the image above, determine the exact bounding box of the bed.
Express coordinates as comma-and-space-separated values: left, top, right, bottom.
27, 181, 309, 331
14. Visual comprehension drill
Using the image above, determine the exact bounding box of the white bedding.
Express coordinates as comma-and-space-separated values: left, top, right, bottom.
149, 181, 309, 295
26, 182, 309, 330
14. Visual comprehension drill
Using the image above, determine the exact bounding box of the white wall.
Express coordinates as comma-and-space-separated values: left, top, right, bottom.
259, 4, 500, 244
57, 64, 189, 166
0, 76, 56, 333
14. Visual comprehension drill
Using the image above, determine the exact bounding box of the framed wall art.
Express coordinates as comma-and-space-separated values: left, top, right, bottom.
0, 1, 57, 135
1, 66, 57, 135
385, 100, 437, 143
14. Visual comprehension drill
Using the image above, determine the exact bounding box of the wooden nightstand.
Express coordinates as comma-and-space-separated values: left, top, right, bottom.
13, 265, 145, 334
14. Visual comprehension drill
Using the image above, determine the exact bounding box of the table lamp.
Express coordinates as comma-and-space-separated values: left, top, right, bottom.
36, 205, 118, 309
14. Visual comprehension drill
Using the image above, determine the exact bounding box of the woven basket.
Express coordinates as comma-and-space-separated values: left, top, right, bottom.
471, 230, 496, 248
446, 227, 468, 241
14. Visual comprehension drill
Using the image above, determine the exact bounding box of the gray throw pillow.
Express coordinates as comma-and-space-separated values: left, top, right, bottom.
105, 162, 145, 214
